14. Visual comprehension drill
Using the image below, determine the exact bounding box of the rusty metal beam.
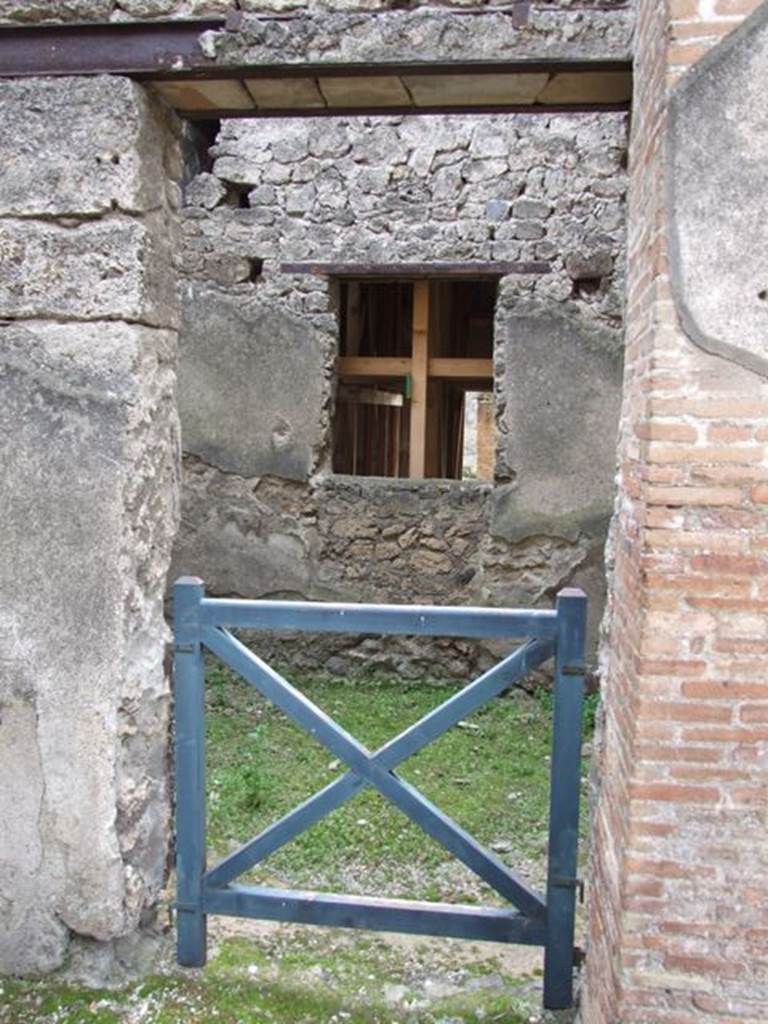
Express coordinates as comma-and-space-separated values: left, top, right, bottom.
0, 20, 224, 78
0, 19, 631, 82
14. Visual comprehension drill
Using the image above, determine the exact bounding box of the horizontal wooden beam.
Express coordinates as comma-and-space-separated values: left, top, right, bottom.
338, 357, 411, 377
429, 358, 493, 379
204, 884, 547, 945
199, 596, 558, 638
339, 357, 494, 380
283, 261, 550, 278
337, 384, 404, 407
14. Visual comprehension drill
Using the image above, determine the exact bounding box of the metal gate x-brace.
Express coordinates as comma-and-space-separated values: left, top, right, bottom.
173, 577, 587, 1010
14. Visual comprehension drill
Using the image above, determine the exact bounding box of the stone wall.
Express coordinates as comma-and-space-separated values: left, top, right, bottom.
0, 0, 632, 28
0, 3, 634, 92
171, 110, 627, 675
581, 2, 768, 1021
0, 77, 181, 981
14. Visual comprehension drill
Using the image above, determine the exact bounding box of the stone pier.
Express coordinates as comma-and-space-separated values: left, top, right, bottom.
0, 76, 181, 980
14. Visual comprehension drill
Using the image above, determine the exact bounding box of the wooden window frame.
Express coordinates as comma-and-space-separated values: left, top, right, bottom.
336, 278, 494, 480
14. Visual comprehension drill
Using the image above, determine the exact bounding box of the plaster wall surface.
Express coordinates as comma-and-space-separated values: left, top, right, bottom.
172, 111, 626, 675
669, 2, 768, 378
0, 76, 181, 981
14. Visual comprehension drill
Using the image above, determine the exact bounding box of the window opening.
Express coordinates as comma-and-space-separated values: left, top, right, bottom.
462, 391, 495, 481
332, 278, 496, 480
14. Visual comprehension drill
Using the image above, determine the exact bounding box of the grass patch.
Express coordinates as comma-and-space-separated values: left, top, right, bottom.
204, 657, 594, 898
0, 662, 592, 1024
0, 933, 540, 1024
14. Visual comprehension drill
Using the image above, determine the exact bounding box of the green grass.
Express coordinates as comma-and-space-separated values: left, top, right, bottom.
0, 932, 539, 1024
204, 657, 595, 899
0, 663, 594, 1024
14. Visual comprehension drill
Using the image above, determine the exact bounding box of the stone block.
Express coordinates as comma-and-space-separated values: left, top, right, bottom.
565, 249, 615, 280
0, 217, 178, 328
171, 473, 313, 599
0, 319, 178, 974
0, 0, 112, 22
178, 285, 328, 480
492, 310, 623, 543
512, 198, 553, 219
0, 77, 175, 217
184, 172, 228, 210
209, 8, 633, 67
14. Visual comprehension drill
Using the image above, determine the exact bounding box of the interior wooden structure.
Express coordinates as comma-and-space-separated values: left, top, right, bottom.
333, 278, 496, 480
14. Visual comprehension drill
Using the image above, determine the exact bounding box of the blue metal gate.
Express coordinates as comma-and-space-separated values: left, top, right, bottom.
173, 577, 587, 1010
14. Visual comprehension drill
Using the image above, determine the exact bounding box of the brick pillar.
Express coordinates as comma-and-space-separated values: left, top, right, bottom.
0, 78, 181, 980
582, 2, 768, 1022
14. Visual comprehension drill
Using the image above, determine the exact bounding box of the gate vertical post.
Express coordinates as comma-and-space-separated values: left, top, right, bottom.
543, 587, 587, 1010
174, 576, 208, 967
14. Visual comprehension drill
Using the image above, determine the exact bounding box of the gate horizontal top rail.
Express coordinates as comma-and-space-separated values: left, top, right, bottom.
173, 577, 587, 1012
196, 596, 558, 639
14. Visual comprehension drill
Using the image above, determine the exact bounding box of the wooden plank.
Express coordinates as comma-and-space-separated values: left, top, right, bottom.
428, 358, 494, 379
200, 596, 558, 637
338, 356, 411, 377
409, 280, 429, 479
318, 75, 412, 107
338, 385, 404, 408
152, 79, 254, 112
393, 404, 402, 477
204, 885, 547, 946
244, 76, 325, 109
351, 403, 359, 475
173, 578, 208, 967
282, 261, 550, 278
538, 70, 632, 106
345, 282, 363, 357
544, 589, 588, 1009
404, 72, 548, 107
425, 379, 442, 478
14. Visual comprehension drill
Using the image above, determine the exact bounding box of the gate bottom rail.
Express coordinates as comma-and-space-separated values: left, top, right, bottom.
198, 884, 548, 945
173, 578, 587, 1011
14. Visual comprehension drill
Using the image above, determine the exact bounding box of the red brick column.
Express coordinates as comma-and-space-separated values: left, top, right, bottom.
581, 1, 768, 1021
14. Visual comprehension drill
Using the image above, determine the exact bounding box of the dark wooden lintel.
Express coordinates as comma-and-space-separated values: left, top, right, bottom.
280, 261, 550, 278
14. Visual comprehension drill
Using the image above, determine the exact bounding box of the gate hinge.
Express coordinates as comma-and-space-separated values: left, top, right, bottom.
174, 642, 196, 654
551, 875, 585, 903
175, 901, 200, 913
561, 664, 585, 676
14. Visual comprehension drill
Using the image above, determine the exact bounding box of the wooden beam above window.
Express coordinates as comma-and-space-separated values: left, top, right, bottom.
282, 261, 550, 278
